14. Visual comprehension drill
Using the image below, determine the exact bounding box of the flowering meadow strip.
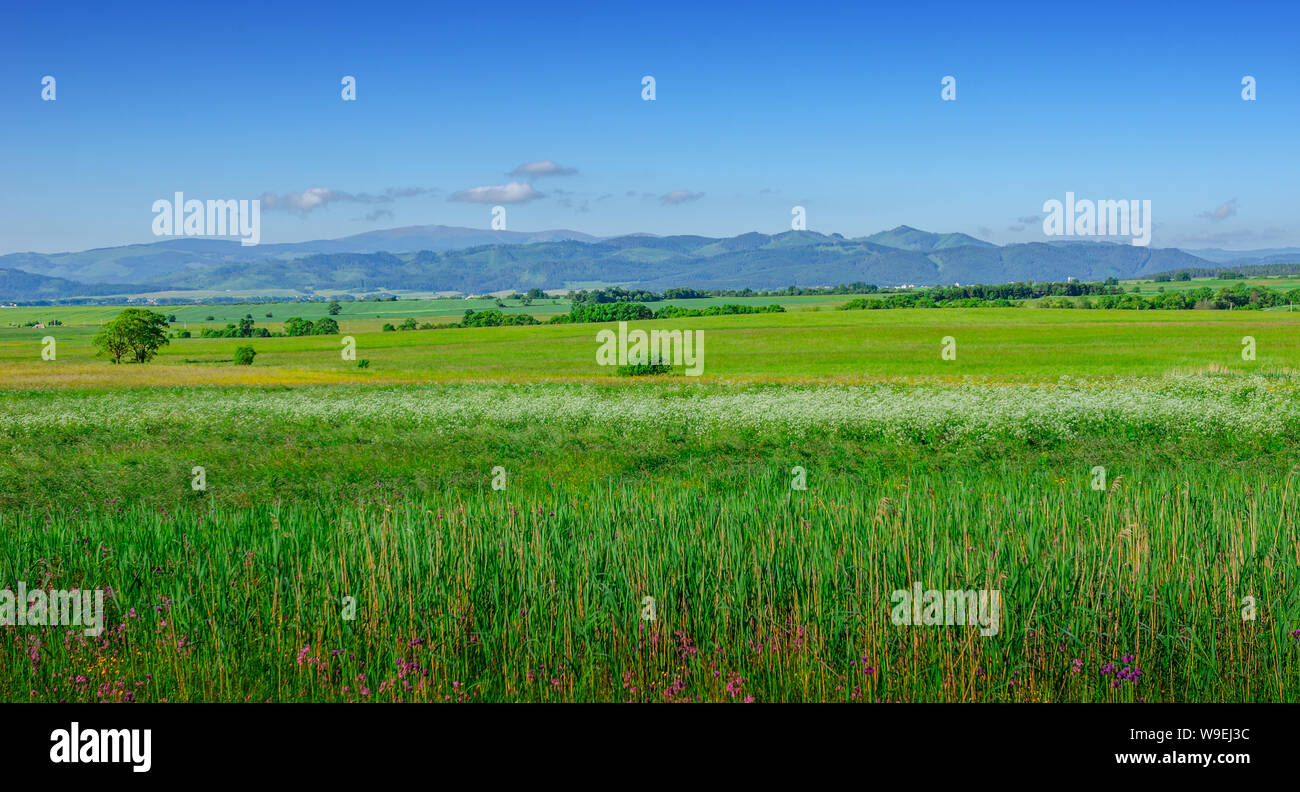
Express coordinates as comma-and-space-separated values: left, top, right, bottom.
1, 374, 1297, 446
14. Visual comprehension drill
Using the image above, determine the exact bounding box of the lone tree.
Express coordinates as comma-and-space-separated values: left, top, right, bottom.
92, 321, 131, 364
328, 300, 343, 316
93, 308, 170, 364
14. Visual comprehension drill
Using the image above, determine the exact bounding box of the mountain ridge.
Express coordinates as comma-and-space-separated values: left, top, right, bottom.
1, 224, 1295, 301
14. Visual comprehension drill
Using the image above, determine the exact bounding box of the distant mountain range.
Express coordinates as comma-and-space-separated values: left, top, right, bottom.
2, 224, 1296, 302
1176, 246, 1300, 267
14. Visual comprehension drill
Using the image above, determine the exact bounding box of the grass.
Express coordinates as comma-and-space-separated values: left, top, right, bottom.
4, 452, 1298, 702
2, 307, 1298, 388
1123, 276, 1300, 294
1, 303, 1298, 702
0, 294, 844, 328
2, 375, 1297, 508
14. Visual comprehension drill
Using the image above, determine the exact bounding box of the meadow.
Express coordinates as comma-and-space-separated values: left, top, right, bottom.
0, 293, 830, 328
2, 306, 1297, 387
1, 301, 1298, 702
1125, 275, 1300, 295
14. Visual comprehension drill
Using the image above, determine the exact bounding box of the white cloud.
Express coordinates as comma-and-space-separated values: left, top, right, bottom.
1197, 198, 1238, 221
508, 160, 577, 179
261, 186, 436, 214
261, 186, 341, 212
449, 181, 544, 204
660, 189, 703, 205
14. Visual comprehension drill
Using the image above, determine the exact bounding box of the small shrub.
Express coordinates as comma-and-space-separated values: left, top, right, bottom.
357, 359, 370, 369
616, 362, 672, 377
233, 346, 256, 366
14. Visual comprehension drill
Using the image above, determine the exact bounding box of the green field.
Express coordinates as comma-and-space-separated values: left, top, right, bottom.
2, 300, 1298, 702
1124, 275, 1300, 295
0, 294, 840, 329
2, 307, 1297, 388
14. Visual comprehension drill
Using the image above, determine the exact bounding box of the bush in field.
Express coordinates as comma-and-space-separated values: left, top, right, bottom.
654, 303, 784, 319
312, 317, 339, 335
202, 317, 272, 338
616, 362, 672, 376
284, 317, 314, 337
93, 308, 170, 364
834, 279, 1297, 312
458, 309, 539, 328
424, 310, 540, 330
569, 302, 654, 323
233, 346, 256, 365
357, 359, 370, 368
382, 323, 396, 332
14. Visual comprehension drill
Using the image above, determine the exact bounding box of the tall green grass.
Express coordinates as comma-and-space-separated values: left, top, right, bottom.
3, 455, 1297, 702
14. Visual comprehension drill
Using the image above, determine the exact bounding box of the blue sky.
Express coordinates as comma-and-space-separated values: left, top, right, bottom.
2, 0, 1297, 253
